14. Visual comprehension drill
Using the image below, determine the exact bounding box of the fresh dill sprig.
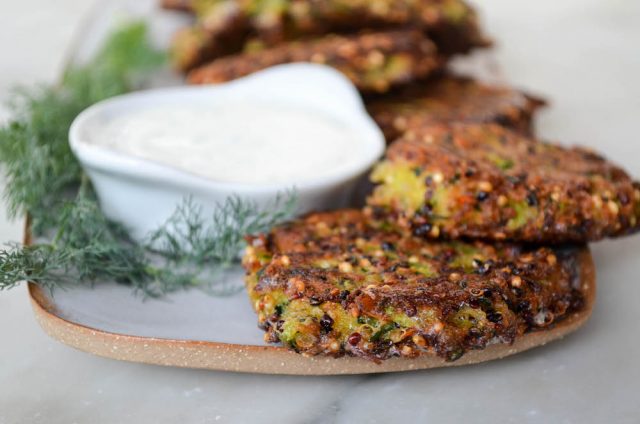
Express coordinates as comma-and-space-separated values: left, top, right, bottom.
149, 192, 297, 266
0, 192, 296, 297
0, 196, 149, 293
145, 192, 297, 296
0, 21, 297, 297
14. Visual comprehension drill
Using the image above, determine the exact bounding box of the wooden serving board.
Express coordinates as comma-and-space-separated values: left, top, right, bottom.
28, 244, 595, 375
27, 0, 594, 375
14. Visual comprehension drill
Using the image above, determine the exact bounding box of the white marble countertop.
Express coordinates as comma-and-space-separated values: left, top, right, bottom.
1, 1, 640, 423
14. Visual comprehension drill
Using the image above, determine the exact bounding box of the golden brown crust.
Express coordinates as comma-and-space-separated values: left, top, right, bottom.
168, 0, 489, 71
245, 0, 490, 55
366, 74, 546, 142
368, 123, 640, 242
243, 210, 590, 362
187, 30, 444, 92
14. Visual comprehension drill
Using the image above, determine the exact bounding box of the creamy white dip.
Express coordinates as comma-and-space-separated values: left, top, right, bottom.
91, 102, 369, 184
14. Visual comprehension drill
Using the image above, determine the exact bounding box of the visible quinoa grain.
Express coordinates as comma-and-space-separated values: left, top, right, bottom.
339, 262, 354, 273
478, 181, 493, 192
412, 334, 427, 348
511, 276, 522, 287
348, 333, 362, 346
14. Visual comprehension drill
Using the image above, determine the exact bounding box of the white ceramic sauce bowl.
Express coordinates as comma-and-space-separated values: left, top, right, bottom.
69, 64, 385, 241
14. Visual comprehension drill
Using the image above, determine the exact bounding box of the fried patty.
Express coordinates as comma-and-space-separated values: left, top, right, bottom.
171, 1, 250, 72
169, 0, 488, 71
161, 0, 195, 11
187, 30, 443, 92
367, 123, 640, 242
366, 74, 546, 142
243, 210, 587, 362
241, 0, 488, 55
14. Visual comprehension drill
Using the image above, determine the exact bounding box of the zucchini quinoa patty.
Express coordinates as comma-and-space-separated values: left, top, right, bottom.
368, 123, 640, 242
243, 0, 489, 55
243, 210, 587, 362
169, 0, 488, 71
187, 30, 443, 92
171, 2, 249, 72
366, 74, 546, 142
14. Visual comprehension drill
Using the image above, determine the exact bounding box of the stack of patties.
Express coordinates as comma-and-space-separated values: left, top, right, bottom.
164, 1, 640, 364
243, 123, 639, 363
163, 0, 490, 92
